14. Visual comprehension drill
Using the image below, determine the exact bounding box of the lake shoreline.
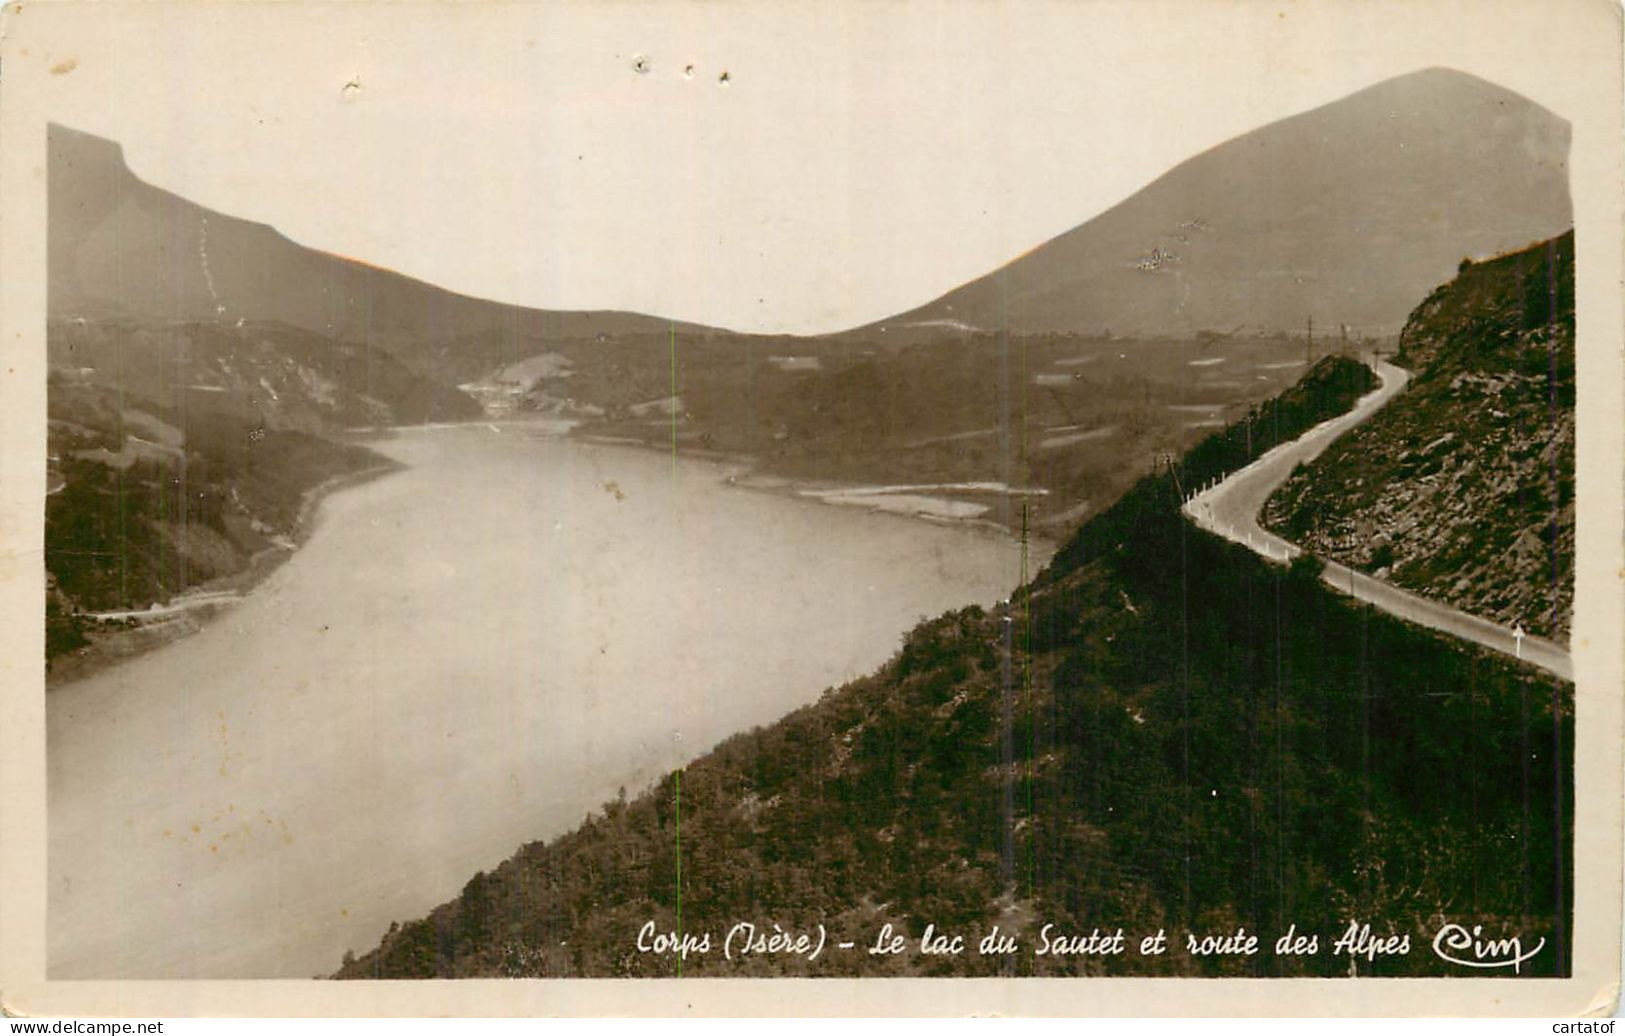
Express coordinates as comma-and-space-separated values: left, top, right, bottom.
368, 414, 1057, 551
48, 413, 1058, 691
49, 416, 1037, 979
566, 424, 1060, 556
46, 457, 404, 690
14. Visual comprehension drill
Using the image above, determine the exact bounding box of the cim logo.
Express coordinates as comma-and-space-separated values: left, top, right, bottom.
1430, 922, 1546, 974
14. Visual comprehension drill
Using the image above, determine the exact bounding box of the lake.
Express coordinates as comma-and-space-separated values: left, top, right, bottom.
47, 425, 1041, 978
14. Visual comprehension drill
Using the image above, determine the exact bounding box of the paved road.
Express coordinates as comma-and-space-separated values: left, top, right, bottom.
1183, 355, 1573, 682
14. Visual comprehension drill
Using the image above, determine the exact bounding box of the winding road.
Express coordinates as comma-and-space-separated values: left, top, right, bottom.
1182, 355, 1573, 683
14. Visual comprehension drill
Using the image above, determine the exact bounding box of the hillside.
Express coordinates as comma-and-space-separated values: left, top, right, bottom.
43, 311, 487, 670
44, 376, 391, 667
336, 355, 1570, 979
877, 68, 1571, 339
48, 125, 727, 387
50, 317, 482, 433
46, 126, 502, 671
1262, 231, 1574, 639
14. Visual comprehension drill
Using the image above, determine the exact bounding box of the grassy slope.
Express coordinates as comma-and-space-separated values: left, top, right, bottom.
1262, 232, 1575, 639
337, 355, 1571, 979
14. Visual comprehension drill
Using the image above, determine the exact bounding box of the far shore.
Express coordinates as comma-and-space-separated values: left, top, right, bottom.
565, 423, 1061, 554
369, 414, 1061, 557
357, 413, 1069, 553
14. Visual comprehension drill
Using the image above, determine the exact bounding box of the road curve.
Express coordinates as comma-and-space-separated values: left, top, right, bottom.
1182, 355, 1573, 683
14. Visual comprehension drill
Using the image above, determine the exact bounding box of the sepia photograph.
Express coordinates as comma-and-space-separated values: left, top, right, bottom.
1, 0, 1621, 1018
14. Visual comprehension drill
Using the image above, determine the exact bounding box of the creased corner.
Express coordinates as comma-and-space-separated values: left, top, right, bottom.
1, 986, 36, 1020
1581, 977, 1622, 1018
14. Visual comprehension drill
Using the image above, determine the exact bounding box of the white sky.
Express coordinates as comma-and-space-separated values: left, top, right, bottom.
5, 0, 1611, 334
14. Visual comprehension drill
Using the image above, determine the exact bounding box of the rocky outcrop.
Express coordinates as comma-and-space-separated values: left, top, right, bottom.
1263, 232, 1574, 639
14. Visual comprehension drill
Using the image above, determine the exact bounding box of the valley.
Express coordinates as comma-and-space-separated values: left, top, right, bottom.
40, 64, 1579, 983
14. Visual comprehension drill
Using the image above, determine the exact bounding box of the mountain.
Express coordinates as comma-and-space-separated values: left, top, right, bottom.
1262, 231, 1575, 639
873, 68, 1571, 339
52, 67, 1573, 362
336, 355, 1569, 979
48, 125, 725, 385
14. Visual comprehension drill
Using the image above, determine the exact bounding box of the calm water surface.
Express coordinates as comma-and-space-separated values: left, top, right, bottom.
48, 426, 1040, 978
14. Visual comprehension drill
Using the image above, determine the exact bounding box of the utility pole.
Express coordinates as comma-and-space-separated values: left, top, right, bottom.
1305, 315, 1314, 369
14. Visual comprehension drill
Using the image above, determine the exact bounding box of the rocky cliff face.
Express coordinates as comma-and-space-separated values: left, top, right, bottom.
1263, 232, 1574, 639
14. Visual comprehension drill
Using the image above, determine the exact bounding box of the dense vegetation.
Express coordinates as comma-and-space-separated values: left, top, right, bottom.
1263, 232, 1575, 638
338, 353, 1570, 979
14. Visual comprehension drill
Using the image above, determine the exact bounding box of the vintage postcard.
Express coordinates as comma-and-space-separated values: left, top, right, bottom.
1, 0, 1621, 1018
